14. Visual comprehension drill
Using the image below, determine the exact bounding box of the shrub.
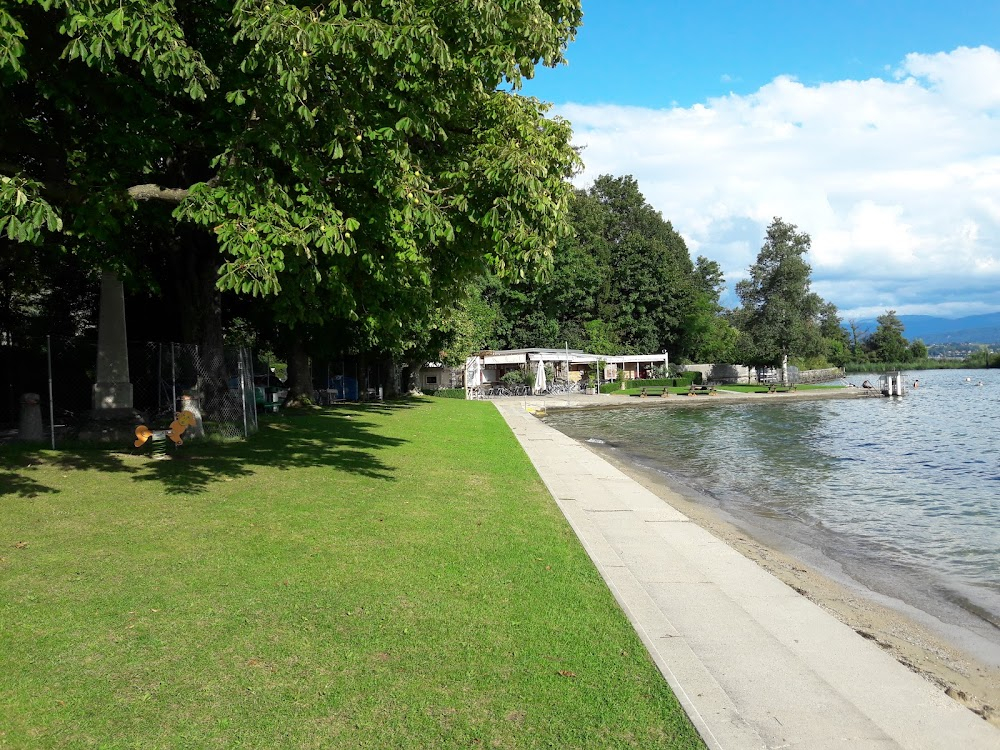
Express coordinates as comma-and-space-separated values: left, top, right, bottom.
428, 388, 465, 399
500, 370, 529, 387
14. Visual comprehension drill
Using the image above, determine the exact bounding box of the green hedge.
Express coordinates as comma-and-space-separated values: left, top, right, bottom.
637, 374, 702, 386
427, 388, 466, 399
599, 373, 702, 393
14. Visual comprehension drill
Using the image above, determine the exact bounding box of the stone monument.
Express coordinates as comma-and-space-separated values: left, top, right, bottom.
79, 271, 144, 440
18, 393, 45, 442
93, 271, 134, 414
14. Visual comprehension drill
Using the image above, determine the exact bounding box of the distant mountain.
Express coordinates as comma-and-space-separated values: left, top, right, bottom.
853, 313, 1000, 345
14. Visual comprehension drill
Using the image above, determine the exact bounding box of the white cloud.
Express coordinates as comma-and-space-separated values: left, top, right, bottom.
556, 46, 1000, 319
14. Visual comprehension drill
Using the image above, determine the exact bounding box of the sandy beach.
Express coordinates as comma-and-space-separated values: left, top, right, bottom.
576, 423, 1000, 728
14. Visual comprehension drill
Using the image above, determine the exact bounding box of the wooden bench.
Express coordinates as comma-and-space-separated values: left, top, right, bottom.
766, 383, 797, 393
687, 384, 718, 396
638, 387, 672, 398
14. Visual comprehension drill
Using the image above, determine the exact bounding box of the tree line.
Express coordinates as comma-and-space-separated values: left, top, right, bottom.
0, 1, 956, 402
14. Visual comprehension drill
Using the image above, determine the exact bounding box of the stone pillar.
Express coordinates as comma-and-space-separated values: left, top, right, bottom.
18, 393, 44, 442
92, 271, 133, 412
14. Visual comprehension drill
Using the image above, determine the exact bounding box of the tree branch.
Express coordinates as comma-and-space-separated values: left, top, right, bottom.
126, 184, 191, 202
0, 164, 203, 204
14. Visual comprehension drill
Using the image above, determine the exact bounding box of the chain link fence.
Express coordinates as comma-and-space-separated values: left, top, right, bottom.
1, 336, 260, 444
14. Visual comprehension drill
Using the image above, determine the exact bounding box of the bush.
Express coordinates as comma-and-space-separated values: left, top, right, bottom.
500, 370, 529, 387
428, 388, 465, 399
632, 375, 701, 387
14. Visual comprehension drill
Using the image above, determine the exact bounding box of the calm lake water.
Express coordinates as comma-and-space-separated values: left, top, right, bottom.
543, 368, 1000, 662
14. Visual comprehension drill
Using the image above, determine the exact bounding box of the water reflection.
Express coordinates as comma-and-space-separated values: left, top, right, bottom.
545, 369, 1000, 628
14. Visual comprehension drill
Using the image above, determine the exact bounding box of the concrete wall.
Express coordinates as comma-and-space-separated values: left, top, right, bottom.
681, 364, 843, 385
421, 366, 463, 390
681, 364, 754, 384
797, 367, 844, 384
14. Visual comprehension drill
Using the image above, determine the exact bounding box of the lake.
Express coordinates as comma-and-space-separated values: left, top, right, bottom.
543, 368, 1000, 664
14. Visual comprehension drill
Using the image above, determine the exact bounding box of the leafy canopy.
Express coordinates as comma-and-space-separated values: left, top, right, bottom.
1, 0, 582, 336
459, 175, 732, 361
735, 217, 824, 365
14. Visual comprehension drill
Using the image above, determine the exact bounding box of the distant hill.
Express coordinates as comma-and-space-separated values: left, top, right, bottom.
853, 313, 1000, 345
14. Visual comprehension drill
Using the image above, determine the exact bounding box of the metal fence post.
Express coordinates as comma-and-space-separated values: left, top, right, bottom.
46, 335, 56, 449
249, 347, 258, 432
239, 350, 249, 438
171, 342, 177, 414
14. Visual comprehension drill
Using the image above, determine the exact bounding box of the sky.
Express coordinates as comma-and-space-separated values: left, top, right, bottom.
519, 1, 1000, 319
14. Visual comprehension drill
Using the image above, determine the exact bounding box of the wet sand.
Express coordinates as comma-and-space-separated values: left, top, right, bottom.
582, 441, 1000, 727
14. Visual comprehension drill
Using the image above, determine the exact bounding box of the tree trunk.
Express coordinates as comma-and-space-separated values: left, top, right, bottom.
383, 359, 402, 398
170, 233, 227, 419
406, 362, 423, 394
285, 338, 313, 406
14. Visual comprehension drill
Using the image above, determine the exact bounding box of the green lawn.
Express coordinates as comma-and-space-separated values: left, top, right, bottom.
715, 384, 841, 393
608, 387, 709, 397
0, 398, 704, 749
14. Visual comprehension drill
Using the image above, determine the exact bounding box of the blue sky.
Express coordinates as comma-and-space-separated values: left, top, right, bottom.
519, 1, 1000, 318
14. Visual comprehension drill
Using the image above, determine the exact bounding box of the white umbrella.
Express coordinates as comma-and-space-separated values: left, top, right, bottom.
534, 358, 547, 394
465, 356, 484, 398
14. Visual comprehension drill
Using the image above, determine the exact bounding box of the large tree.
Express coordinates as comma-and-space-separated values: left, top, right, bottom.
735, 217, 823, 371
588, 175, 699, 355
1, 0, 582, 393
818, 300, 850, 367
468, 176, 712, 359
864, 310, 910, 363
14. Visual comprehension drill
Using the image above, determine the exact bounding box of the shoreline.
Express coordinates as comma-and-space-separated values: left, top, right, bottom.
580, 440, 1000, 726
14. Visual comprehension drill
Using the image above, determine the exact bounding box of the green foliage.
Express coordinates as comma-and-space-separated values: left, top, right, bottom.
464, 175, 716, 360
962, 346, 1000, 368
427, 387, 465, 398
603, 375, 700, 392
500, 368, 530, 387
863, 310, 911, 363
2, 0, 583, 360
587, 175, 700, 355
734, 218, 824, 366
845, 359, 946, 373
909, 339, 928, 360
583, 318, 620, 355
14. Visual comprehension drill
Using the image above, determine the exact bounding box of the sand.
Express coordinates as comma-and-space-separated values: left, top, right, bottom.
582, 442, 1000, 728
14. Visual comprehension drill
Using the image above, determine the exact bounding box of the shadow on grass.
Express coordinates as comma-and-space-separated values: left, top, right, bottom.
0, 440, 140, 498
0, 400, 418, 498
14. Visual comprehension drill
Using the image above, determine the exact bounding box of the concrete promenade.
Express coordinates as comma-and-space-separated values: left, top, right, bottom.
493, 400, 1000, 749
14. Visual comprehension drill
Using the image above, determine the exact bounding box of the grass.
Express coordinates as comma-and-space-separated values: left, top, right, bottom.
607, 387, 705, 397
0, 398, 704, 749
714, 384, 841, 393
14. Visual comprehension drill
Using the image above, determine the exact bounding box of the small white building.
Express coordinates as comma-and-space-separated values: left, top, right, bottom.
418, 362, 464, 391
463, 348, 670, 398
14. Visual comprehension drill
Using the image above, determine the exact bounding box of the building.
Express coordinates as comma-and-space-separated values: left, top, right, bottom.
463, 348, 671, 396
